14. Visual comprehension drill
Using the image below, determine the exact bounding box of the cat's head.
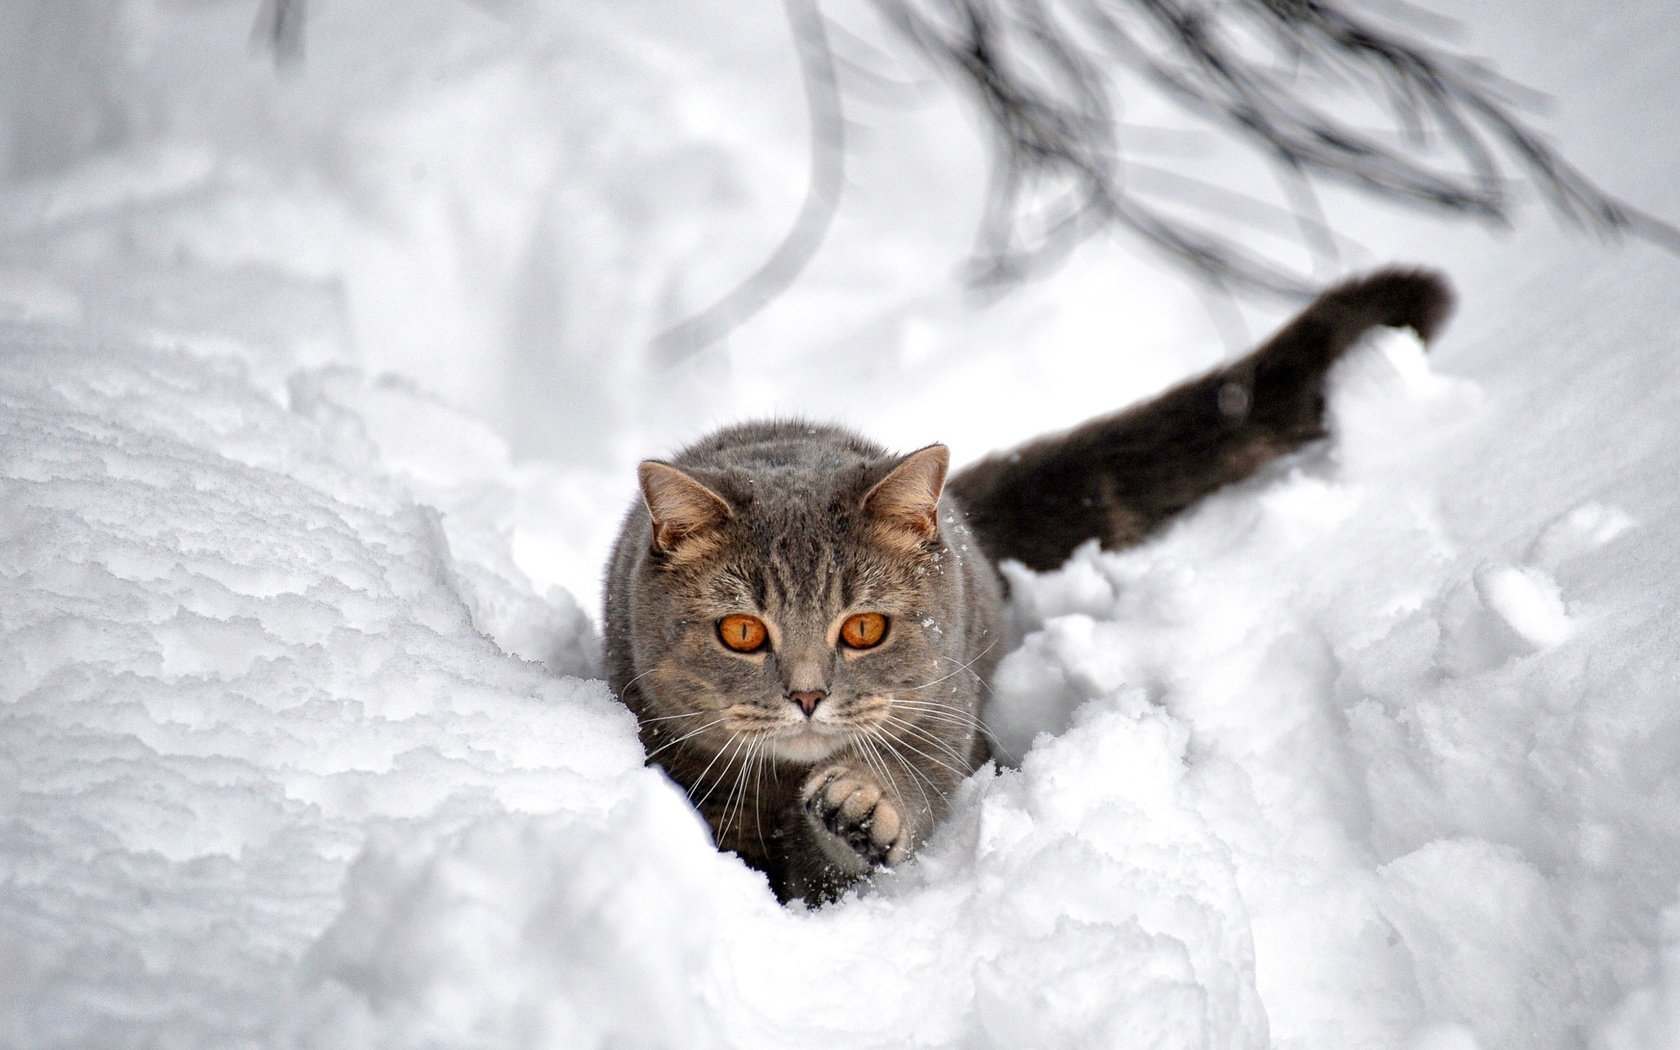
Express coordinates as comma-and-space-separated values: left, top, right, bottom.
623, 442, 977, 766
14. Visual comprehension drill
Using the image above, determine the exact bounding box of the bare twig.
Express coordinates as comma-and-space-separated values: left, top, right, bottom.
251, 0, 307, 69
654, 0, 848, 359
873, 0, 1679, 299
247, 0, 1677, 354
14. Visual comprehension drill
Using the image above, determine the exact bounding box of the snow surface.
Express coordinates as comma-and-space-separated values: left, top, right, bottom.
3, 1, 1679, 1048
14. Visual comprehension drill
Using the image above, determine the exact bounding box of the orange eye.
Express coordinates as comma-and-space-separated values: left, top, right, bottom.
839, 612, 888, 650
717, 614, 769, 653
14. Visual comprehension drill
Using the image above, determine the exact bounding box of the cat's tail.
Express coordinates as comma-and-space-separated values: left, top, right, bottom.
946, 267, 1454, 572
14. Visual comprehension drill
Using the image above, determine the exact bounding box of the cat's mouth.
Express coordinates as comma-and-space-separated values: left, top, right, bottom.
769, 722, 847, 763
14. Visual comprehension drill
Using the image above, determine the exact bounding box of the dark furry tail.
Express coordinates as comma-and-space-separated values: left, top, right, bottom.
947, 267, 1455, 572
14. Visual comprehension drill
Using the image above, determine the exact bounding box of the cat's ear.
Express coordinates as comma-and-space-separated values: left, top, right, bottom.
862, 444, 949, 540
639, 461, 732, 554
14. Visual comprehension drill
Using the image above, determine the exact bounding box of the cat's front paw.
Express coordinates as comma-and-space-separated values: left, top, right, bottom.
801, 765, 908, 870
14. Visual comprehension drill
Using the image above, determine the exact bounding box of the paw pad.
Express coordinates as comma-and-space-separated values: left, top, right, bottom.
802, 766, 909, 868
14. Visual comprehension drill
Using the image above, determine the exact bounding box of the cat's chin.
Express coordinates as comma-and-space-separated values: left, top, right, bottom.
769, 727, 847, 764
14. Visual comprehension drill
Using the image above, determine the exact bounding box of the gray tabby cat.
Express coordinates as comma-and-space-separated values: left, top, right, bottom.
604, 268, 1453, 902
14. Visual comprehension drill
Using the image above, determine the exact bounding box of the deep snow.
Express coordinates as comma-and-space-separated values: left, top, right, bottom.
2, 2, 1679, 1048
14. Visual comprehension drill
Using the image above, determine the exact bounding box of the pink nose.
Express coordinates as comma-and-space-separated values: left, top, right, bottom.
788, 690, 826, 716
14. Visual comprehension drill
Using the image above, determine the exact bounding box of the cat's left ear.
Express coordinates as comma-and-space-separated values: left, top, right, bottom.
639, 461, 732, 554
862, 444, 948, 540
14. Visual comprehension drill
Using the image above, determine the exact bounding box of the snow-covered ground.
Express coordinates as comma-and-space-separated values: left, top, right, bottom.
3, 1, 1678, 1048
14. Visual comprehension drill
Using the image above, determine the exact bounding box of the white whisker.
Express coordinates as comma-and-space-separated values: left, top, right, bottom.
871, 724, 968, 782
637, 708, 722, 725
642, 715, 730, 761
868, 728, 948, 812
905, 640, 1000, 693
689, 730, 750, 811
881, 714, 972, 767
888, 698, 1005, 747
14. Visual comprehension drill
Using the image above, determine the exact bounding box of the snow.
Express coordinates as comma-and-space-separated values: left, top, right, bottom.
3, 1, 1679, 1048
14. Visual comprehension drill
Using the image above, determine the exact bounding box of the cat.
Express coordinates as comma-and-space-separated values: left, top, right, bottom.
603, 267, 1453, 903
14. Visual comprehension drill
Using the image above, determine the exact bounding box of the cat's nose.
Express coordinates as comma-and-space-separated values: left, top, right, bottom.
787, 690, 827, 716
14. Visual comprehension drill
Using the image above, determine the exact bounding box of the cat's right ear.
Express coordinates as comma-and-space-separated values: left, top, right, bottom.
862, 444, 949, 542
639, 461, 732, 555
